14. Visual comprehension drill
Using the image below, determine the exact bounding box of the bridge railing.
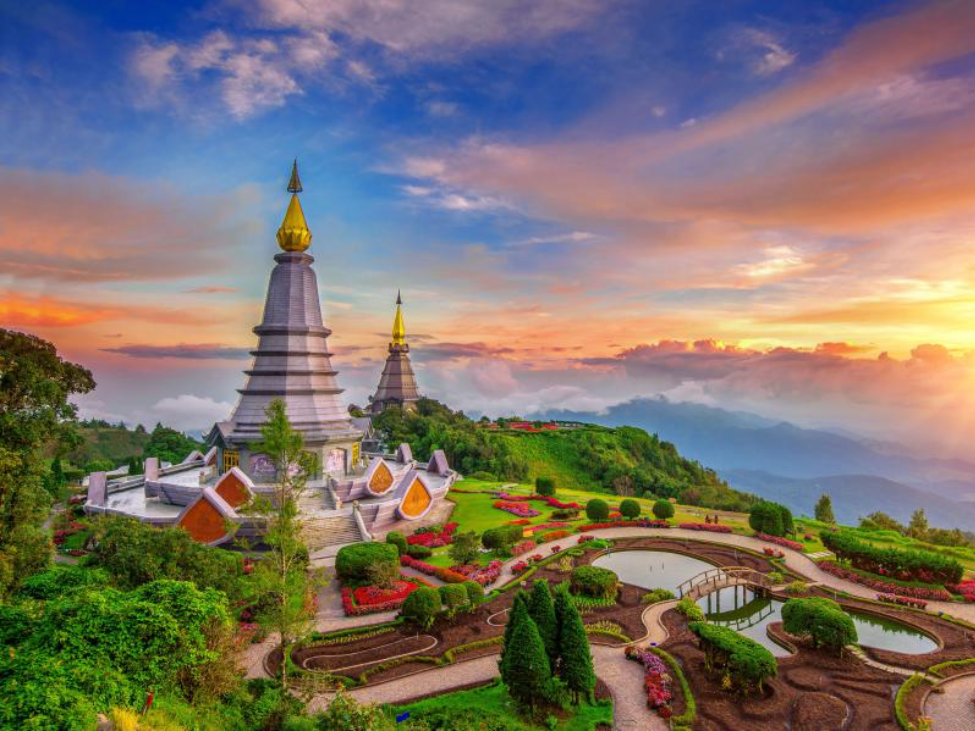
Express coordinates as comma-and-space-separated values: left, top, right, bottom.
676, 566, 771, 598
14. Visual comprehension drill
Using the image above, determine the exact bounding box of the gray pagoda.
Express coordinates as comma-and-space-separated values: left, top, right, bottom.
369, 291, 421, 413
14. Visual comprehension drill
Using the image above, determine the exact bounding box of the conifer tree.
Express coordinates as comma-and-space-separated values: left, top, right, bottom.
528, 579, 559, 668
555, 583, 595, 702
814, 493, 835, 523
499, 591, 530, 674
501, 610, 552, 711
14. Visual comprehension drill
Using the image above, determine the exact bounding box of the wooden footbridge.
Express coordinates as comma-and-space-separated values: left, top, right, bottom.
676, 566, 771, 600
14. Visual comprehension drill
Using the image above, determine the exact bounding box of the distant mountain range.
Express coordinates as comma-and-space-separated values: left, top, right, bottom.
545, 398, 975, 530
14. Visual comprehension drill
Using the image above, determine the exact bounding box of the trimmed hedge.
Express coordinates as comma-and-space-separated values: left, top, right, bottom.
585, 499, 609, 521
619, 499, 641, 519
569, 565, 619, 600
690, 621, 777, 693
401, 586, 441, 629
481, 524, 523, 551
535, 477, 556, 496
335, 542, 399, 582
894, 673, 929, 730
781, 597, 857, 652
822, 530, 963, 585
653, 499, 675, 520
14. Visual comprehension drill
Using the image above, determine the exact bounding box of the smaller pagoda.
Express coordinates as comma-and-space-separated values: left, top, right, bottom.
369, 291, 421, 413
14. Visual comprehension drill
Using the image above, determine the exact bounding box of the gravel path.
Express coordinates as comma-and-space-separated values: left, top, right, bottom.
924, 673, 975, 731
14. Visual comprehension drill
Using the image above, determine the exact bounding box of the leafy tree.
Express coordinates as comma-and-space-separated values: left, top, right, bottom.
85, 457, 116, 473
908, 508, 930, 539
316, 688, 395, 731
242, 400, 322, 688
782, 597, 857, 653
402, 586, 441, 629
125, 455, 144, 476
528, 580, 558, 668
619, 498, 640, 519
554, 583, 595, 702
860, 511, 905, 533
500, 605, 551, 711
438, 584, 469, 618
585, 498, 609, 521
814, 493, 835, 523
0, 329, 95, 598
749, 501, 793, 537
448, 530, 480, 566
652, 499, 675, 520
462, 580, 483, 610
144, 422, 203, 465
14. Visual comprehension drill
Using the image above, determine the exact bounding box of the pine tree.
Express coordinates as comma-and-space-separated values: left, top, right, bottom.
499, 591, 529, 675
814, 493, 835, 523
501, 611, 552, 711
528, 579, 559, 669
555, 583, 595, 703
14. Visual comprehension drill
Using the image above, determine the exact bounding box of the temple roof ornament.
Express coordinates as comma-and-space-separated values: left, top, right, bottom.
392, 290, 406, 346
277, 159, 312, 252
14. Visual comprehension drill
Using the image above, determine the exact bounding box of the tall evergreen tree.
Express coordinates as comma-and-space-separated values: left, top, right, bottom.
555, 583, 595, 702
499, 591, 530, 674
814, 493, 835, 523
501, 611, 552, 711
528, 580, 559, 668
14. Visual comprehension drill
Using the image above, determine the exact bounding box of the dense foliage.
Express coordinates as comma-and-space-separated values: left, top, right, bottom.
335, 542, 399, 583
585, 498, 609, 521
402, 586, 441, 629
528, 579, 559, 668
822, 530, 963, 584
482, 524, 523, 552
373, 399, 756, 511
619, 498, 640, 519
86, 517, 246, 600
143, 422, 204, 465
535, 476, 555, 496
689, 621, 777, 693
748, 501, 794, 538
781, 597, 857, 652
569, 565, 619, 600
653, 499, 675, 520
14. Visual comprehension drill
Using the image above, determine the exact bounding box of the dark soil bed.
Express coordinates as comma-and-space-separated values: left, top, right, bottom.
296, 634, 437, 672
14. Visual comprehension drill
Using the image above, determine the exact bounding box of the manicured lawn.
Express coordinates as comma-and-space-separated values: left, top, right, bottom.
386, 679, 613, 730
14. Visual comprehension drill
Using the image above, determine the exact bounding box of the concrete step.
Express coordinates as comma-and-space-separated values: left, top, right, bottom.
300, 515, 362, 549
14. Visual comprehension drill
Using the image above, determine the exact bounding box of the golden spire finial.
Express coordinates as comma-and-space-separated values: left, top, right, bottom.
392, 291, 406, 346
277, 159, 312, 252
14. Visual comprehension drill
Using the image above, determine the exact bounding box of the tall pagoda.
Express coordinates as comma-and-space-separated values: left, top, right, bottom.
369, 291, 421, 413
208, 161, 362, 479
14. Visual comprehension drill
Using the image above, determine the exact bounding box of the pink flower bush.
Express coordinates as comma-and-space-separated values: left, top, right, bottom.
512, 561, 529, 574
625, 646, 674, 716
818, 561, 952, 601
407, 522, 458, 547
678, 523, 733, 533
756, 533, 804, 551
449, 560, 503, 585
512, 540, 537, 556
493, 501, 541, 518
763, 547, 785, 559
577, 534, 596, 544
550, 545, 562, 554
400, 555, 468, 583
877, 593, 927, 609
494, 492, 584, 510
948, 580, 975, 602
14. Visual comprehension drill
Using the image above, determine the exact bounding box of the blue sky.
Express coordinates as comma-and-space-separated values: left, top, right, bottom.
3, 0, 975, 456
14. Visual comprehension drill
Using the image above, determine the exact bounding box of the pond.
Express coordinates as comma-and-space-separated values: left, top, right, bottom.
592, 549, 715, 594
698, 586, 939, 656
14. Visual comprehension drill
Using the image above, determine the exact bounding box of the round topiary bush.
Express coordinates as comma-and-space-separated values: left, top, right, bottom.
385, 531, 407, 557
406, 544, 433, 559
652, 499, 675, 520
462, 580, 483, 608
535, 476, 556, 496
335, 542, 399, 583
569, 565, 619, 600
619, 499, 640, 519
401, 586, 441, 629
439, 583, 469, 617
482, 524, 523, 552
585, 498, 609, 521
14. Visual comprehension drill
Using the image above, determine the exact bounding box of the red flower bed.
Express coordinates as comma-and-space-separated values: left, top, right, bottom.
508, 519, 531, 526
512, 540, 537, 556
449, 560, 503, 586
763, 547, 785, 559
493, 500, 541, 518
542, 529, 572, 541
577, 534, 595, 544
512, 561, 529, 573
625, 646, 674, 716
400, 555, 468, 583
877, 593, 927, 609
948, 580, 975, 602
576, 519, 669, 531
526, 522, 571, 533
678, 523, 732, 533
756, 533, 804, 551
407, 522, 458, 547
342, 578, 421, 616
495, 492, 584, 510
818, 561, 952, 601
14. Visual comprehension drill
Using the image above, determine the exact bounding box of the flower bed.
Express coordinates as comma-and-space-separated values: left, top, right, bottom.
817, 561, 952, 601
511, 540, 537, 556
526, 521, 571, 533
678, 523, 732, 533
494, 492, 585, 510
407, 522, 458, 547
756, 533, 804, 551
541, 529, 572, 542
493, 500, 541, 518
763, 547, 785, 559
822, 530, 963, 584
508, 519, 531, 526
877, 593, 928, 609
342, 578, 421, 616
52, 520, 87, 546
512, 561, 529, 574
577, 534, 595, 544
576, 519, 669, 531
625, 645, 674, 717
400, 555, 468, 583
948, 580, 975, 602
449, 560, 503, 586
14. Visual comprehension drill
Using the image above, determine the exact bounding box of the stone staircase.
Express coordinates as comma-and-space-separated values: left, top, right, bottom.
301, 513, 363, 550
297, 485, 334, 514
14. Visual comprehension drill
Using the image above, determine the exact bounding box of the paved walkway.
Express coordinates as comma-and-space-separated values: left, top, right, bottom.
924, 673, 975, 731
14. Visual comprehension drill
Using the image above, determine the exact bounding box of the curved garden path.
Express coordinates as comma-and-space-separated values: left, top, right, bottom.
924, 673, 975, 730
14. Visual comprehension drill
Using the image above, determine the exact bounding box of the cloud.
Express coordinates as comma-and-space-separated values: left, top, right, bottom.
413, 341, 516, 362
508, 231, 599, 247
185, 286, 239, 294
101, 343, 252, 360
151, 394, 234, 430
0, 294, 118, 328
731, 28, 796, 76
0, 166, 257, 282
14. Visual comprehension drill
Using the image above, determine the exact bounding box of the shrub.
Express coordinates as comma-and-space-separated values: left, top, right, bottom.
689, 622, 777, 693
749, 501, 793, 537
818, 561, 953, 600
785, 581, 808, 596
767, 571, 785, 585
438, 584, 470, 618
619, 499, 641, 519
0, 605, 32, 646
569, 565, 618, 600
782, 597, 857, 652
482, 524, 524, 552
821, 530, 963, 585
676, 596, 705, 621
335, 542, 399, 583
401, 586, 441, 629
406, 544, 433, 559
448, 530, 480, 565
551, 508, 579, 520
535, 477, 556, 496
18, 564, 110, 600
467, 471, 497, 481
463, 580, 484, 609
642, 588, 676, 604
585, 499, 609, 521
653, 499, 675, 520
385, 531, 407, 557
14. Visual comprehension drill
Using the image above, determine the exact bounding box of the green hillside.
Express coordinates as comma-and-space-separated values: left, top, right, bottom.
58, 420, 202, 472
372, 399, 758, 511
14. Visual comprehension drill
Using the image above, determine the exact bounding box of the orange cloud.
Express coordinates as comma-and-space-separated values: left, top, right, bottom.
0, 294, 119, 328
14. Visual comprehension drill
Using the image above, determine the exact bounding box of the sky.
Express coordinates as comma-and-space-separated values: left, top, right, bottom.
2, 0, 975, 457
